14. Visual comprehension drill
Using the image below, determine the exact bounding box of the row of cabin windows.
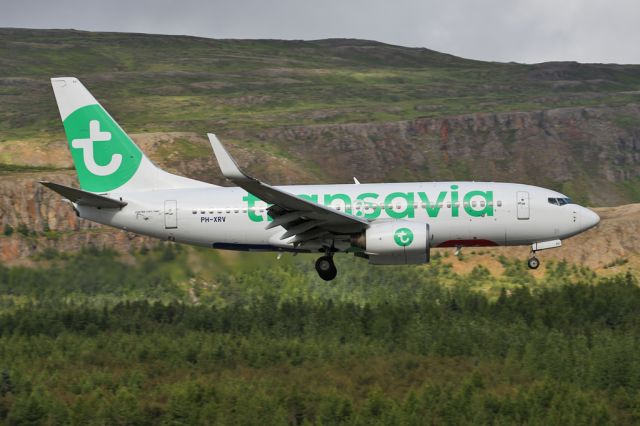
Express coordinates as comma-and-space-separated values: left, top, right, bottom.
192, 200, 503, 215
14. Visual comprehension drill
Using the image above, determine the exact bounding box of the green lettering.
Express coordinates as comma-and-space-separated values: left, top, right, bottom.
356, 192, 381, 219
451, 185, 459, 217
243, 193, 263, 222
418, 191, 447, 218
463, 190, 494, 217
324, 193, 352, 214
384, 192, 414, 219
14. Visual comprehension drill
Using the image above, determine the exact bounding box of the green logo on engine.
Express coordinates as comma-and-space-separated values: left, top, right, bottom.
63, 104, 142, 192
394, 228, 414, 247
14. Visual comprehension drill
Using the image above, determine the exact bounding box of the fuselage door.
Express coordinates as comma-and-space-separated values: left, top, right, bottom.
164, 200, 178, 229
516, 191, 530, 220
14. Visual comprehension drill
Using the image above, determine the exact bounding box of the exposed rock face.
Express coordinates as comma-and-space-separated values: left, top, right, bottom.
0, 228, 152, 266
0, 172, 83, 234
0, 172, 154, 264
238, 104, 640, 205
5, 104, 640, 205
1, 105, 639, 266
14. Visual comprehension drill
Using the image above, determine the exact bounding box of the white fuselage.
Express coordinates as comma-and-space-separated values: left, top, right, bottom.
78, 181, 599, 254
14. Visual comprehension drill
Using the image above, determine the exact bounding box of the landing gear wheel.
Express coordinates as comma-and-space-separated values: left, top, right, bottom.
527, 257, 540, 270
315, 256, 337, 281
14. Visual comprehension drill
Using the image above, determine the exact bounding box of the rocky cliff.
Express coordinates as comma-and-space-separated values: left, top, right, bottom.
1, 29, 640, 269
233, 104, 640, 205
3, 103, 640, 203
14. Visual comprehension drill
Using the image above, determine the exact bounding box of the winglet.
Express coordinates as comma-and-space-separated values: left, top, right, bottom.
208, 133, 249, 181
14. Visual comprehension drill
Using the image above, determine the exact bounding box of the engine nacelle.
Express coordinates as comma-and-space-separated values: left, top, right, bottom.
351, 220, 430, 265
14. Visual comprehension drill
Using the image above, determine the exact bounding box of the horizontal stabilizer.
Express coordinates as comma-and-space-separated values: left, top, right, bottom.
40, 181, 127, 209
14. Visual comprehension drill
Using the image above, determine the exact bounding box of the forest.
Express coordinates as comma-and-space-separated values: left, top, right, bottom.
0, 246, 639, 424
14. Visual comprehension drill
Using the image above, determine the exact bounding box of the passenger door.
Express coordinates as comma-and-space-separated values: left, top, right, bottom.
164, 200, 178, 229
516, 191, 529, 220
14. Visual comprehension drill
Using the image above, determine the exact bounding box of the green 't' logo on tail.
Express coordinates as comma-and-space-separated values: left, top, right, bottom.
63, 105, 142, 192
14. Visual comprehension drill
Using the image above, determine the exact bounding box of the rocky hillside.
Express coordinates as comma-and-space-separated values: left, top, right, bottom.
1, 29, 640, 205
1, 28, 640, 267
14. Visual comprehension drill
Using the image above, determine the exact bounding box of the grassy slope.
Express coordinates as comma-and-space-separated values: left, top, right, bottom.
1, 29, 640, 207
1, 29, 639, 140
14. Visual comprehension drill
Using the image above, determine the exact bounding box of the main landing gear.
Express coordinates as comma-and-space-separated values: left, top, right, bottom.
315, 255, 337, 281
527, 252, 540, 270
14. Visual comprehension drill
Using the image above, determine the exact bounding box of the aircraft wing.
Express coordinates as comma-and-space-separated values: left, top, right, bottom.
208, 134, 369, 244
40, 181, 127, 209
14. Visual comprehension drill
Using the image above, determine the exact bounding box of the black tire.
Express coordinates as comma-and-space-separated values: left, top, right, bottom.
315, 256, 337, 281
527, 257, 540, 270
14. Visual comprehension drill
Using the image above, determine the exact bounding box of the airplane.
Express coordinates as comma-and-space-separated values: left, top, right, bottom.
42, 77, 601, 281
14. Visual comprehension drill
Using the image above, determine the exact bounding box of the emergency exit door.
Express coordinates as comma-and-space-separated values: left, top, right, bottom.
516, 191, 529, 220
164, 200, 178, 229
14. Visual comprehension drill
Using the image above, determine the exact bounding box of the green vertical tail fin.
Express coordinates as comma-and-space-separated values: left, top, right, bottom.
51, 77, 212, 193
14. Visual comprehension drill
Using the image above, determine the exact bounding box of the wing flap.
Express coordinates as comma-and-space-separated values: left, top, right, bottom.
265, 211, 306, 230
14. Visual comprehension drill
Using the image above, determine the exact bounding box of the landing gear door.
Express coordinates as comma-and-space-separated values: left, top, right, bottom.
516, 191, 529, 220
164, 200, 178, 229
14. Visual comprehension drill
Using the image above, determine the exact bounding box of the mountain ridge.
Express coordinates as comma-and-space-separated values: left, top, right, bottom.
0, 28, 639, 267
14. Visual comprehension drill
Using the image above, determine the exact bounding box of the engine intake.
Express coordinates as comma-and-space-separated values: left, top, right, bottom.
351, 220, 430, 265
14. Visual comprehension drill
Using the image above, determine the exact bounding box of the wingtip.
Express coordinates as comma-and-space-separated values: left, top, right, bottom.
207, 133, 223, 151
207, 133, 247, 181
50, 77, 78, 87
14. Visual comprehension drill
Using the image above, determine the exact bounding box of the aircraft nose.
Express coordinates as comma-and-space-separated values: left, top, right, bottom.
581, 208, 600, 230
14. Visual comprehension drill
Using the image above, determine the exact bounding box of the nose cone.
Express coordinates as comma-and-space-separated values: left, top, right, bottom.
581, 208, 600, 231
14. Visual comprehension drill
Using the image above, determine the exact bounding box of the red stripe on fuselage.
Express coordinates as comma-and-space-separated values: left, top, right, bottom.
437, 239, 499, 248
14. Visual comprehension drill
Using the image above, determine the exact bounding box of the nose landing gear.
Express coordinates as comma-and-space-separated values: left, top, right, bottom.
527, 256, 540, 270
526, 240, 562, 270
315, 255, 337, 281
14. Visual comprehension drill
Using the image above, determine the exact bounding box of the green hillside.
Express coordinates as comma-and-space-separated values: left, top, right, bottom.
2, 28, 639, 139
2, 28, 640, 204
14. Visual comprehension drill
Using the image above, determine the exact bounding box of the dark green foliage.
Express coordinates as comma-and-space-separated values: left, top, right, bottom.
0, 247, 183, 303
15, 223, 29, 237
0, 248, 639, 423
2, 225, 13, 237
0, 370, 12, 397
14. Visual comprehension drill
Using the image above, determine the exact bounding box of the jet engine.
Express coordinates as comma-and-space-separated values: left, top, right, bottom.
351, 220, 430, 265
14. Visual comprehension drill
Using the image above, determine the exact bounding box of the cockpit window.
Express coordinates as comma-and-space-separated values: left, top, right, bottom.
558, 198, 573, 205
548, 197, 574, 206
